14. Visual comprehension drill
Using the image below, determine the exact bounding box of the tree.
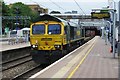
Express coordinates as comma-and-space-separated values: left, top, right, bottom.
10, 2, 32, 16
2, 2, 11, 34
2, 2, 40, 30
2, 2, 11, 16
10, 2, 39, 29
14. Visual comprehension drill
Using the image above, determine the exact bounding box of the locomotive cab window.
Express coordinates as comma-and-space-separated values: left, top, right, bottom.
48, 24, 61, 34
32, 25, 45, 34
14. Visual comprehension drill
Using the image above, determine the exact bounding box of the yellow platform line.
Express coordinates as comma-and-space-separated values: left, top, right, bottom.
67, 40, 96, 80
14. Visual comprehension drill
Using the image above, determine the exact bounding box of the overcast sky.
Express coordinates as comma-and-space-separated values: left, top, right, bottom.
3, 0, 120, 14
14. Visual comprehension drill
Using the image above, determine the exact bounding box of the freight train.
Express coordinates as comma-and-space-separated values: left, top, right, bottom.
30, 14, 92, 64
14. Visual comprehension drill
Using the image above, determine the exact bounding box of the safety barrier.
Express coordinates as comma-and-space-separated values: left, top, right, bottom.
8, 37, 26, 45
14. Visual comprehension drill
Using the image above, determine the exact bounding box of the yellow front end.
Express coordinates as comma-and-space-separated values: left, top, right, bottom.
30, 35, 64, 50
30, 21, 66, 51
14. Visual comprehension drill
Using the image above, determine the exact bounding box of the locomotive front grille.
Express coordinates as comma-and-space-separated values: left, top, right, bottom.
39, 46, 55, 50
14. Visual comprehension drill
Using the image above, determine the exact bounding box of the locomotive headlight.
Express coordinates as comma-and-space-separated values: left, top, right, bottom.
54, 45, 61, 49
32, 45, 38, 48
32, 45, 36, 48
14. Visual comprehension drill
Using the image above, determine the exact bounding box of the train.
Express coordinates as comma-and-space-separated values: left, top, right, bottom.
9, 28, 30, 37
30, 14, 93, 64
8, 28, 30, 44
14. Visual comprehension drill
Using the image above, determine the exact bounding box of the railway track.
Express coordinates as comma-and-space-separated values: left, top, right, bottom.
2, 52, 48, 79
2, 54, 32, 71
2, 61, 38, 79
12, 65, 42, 79
2, 54, 36, 78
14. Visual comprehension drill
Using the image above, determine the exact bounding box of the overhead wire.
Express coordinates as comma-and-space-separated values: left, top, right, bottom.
30, 0, 53, 11
73, 0, 86, 15
48, 0, 66, 11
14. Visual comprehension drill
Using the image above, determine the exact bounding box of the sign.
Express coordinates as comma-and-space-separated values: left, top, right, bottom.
100, 10, 109, 13
91, 12, 110, 19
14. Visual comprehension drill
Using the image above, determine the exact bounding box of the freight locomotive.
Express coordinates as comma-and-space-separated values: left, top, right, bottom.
30, 14, 87, 64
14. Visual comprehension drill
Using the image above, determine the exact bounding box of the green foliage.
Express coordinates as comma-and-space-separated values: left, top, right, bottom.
11, 2, 39, 21
2, 2, 11, 33
30, 11, 39, 22
2, 2, 11, 16
2, 2, 40, 30
0, 1, 2, 16
10, 2, 40, 24
10, 2, 32, 16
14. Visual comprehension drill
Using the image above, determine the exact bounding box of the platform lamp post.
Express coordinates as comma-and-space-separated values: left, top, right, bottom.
0, 2, 2, 79
0, 17, 1, 34
0, 1, 2, 37
106, 21, 112, 42
14, 7, 20, 30
14, 7, 20, 43
118, 1, 120, 57
117, 1, 120, 57
118, 2, 120, 79
110, 9, 116, 58
0, 16, 1, 80
102, 19, 105, 39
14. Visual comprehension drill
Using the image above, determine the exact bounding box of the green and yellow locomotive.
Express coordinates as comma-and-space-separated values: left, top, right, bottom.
30, 14, 85, 64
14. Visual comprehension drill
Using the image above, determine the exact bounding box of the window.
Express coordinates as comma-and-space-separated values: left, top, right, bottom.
48, 24, 61, 34
10, 31, 17, 37
10, 31, 17, 35
32, 25, 45, 34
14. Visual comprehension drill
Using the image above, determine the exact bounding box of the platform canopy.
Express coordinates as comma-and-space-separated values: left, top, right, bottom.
21, 27, 30, 31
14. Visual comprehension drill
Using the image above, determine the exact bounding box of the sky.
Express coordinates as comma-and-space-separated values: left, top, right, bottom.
3, 0, 120, 14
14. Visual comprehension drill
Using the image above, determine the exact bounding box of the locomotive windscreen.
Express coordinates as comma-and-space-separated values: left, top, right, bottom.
48, 24, 61, 34
32, 24, 45, 34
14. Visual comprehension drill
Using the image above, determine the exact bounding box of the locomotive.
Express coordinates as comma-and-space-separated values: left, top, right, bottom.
30, 14, 85, 64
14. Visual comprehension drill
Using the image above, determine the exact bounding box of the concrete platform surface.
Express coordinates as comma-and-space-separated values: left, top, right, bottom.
0, 42, 30, 52
29, 36, 118, 79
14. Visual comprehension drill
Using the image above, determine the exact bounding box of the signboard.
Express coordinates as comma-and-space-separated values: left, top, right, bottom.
91, 12, 110, 19
100, 10, 109, 13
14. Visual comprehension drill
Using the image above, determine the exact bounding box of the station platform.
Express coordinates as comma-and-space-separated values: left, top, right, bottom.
29, 36, 118, 79
0, 41, 30, 52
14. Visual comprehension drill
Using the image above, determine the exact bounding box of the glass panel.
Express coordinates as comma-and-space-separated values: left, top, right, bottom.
48, 24, 61, 34
10, 31, 17, 35
10, 31, 17, 37
32, 25, 45, 34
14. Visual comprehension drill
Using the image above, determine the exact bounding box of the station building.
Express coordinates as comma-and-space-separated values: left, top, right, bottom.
27, 4, 48, 14
8, 3, 48, 14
